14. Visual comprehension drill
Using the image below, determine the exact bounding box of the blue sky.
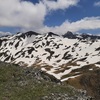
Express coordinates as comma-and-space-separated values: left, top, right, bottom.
45, 0, 100, 26
0, 0, 100, 35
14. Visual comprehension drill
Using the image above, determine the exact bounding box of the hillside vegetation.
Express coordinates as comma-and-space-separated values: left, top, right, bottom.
0, 61, 92, 100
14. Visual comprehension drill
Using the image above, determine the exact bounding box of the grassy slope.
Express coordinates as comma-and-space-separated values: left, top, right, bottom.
0, 62, 86, 100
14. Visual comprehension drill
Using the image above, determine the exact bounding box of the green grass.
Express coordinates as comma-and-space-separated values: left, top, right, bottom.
0, 62, 82, 100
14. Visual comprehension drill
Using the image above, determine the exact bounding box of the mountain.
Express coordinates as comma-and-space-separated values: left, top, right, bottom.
63, 31, 100, 39
63, 31, 77, 39
0, 31, 100, 80
0, 31, 100, 99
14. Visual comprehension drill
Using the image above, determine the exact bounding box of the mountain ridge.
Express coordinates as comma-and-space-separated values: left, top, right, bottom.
0, 31, 100, 82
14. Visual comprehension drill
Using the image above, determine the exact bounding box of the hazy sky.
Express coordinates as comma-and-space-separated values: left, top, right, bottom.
0, 0, 100, 35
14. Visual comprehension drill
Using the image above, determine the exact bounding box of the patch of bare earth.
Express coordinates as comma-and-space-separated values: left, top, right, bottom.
63, 64, 100, 100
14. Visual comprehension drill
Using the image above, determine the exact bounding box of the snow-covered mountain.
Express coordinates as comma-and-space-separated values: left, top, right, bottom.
0, 31, 100, 82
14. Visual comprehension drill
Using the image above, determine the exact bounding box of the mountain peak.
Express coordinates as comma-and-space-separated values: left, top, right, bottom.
47, 32, 59, 37
24, 31, 40, 36
63, 31, 76, 39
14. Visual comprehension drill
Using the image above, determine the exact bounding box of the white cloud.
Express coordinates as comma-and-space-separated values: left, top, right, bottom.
42, 0, 79, 10
0, 0, 79, 33
40, 17, 100, 34
0, 0, 100, 35
94, 1, 100, 7
0, 31, 12, 36
0, 0, 46, 31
